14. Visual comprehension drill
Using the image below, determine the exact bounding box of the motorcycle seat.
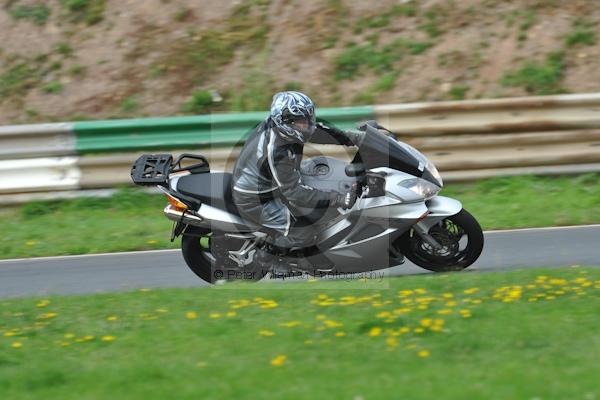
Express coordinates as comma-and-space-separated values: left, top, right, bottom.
176, 172, 241, 216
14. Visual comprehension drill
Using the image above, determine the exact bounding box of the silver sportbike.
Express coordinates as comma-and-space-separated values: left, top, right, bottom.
131, 121, 484, 283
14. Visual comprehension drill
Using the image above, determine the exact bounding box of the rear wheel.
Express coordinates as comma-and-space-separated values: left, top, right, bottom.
395, 209, 484, 272
181, 230, 267, 284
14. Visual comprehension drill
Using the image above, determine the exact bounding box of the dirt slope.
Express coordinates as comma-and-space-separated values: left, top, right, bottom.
0, 0, 599, 124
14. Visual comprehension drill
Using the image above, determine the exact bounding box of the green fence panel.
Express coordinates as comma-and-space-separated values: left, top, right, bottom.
74, 107, 374, 153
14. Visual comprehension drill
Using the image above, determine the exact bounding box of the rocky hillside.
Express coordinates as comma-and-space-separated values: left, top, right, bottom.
1, 0, 599, 124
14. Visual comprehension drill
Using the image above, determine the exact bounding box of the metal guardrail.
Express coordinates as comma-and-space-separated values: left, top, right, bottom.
0, 123, 75, 159
1, 94, 599, 203
74, 107, 373, 153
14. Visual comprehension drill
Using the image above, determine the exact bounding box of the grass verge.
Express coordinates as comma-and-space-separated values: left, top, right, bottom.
1, 267, 600, 399
0, 173, 599, 260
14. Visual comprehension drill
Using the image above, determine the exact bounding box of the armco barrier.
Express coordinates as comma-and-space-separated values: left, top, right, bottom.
73, 107, 374, 153
0, 122, 75, 159
1, 94, 600, 203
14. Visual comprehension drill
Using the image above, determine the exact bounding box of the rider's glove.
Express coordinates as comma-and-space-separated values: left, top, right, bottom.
331, 183, 359, 210
316, 122, 364, 147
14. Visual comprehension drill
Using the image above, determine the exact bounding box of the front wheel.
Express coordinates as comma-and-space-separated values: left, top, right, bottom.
395, 209, 484, 272
181, 230, 267, 284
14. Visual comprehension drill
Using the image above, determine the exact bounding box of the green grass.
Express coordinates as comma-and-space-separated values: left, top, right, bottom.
0, 62, 39, 99
442, 174, 600, 229
1, 267, 600, 399
334, 39, 432, 80
449, 84, 470, 100
61, 0, 106, 25
182, 90, 214, 113
420, 8, 442, 38
0, 174, 598, 260
9, 5, 51, 25
501, 51, 566, 95
42, 81, 63, 94
120, 95, 140, 113
0, 189, 179, 260
564, 19, 596, 47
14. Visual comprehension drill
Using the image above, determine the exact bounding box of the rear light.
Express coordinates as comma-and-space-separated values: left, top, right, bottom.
167, 195, 188, 212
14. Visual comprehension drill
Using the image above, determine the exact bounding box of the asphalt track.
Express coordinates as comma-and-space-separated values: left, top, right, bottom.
1, 225, 599, 298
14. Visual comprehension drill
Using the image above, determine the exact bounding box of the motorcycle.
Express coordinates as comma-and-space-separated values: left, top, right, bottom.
130, 121, 484, 283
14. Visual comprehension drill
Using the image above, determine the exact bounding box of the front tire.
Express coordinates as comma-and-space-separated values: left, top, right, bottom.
181, 231, 267, 284
395, 209, 484, 272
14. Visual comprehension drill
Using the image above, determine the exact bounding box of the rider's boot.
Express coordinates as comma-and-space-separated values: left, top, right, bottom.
254, 246, 302, 278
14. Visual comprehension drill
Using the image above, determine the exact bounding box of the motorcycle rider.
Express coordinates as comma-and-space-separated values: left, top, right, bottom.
231, 91, 364, 272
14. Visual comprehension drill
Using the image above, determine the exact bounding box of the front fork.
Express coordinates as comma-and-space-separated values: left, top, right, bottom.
412, 196, 463, 250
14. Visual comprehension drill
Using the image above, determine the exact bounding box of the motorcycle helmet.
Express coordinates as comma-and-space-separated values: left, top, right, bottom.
270, 91, 316, 143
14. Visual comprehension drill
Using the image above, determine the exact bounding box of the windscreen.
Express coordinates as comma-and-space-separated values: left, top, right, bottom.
355, 128, 423, 177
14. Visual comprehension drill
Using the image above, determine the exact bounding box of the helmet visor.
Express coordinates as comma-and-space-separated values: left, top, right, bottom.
287, 114, 316, 137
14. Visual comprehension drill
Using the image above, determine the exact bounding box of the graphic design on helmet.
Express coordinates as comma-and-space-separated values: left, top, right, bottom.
270, 91, 316, 143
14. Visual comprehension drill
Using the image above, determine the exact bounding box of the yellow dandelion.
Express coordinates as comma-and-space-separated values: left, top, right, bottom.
463, 288, 479, 295
386, 337, 399, 347
270, 355, 287, 366
368, 327, 382, 337
106, 316, 118, 321
414, 327, 425, 333
26, 240, 36, 246
259, 330, 275, 337
399, 327, 410, 334
156, 308, 169, 313
38, 312, 57, 319
437, 309, 453, 315
64, 333, 75, 339
335, 331, 346, 337
146, 240, 158, 245
101, 336, 115, 342
260, 301, 278, 309
185, 311, 198, 320
36, 299, 50, 308
83, 335, 95, 341
11, 341, 23, 349
324, 320, 343, 328
226, 311, 237, 317
315, 314, 326, 320
4, 331, 17, 337
279, 321, 301, 328
209, 313, 221, 319
420, 318, 432, 327
417, 350, 430, 358
60, 342, 70, 347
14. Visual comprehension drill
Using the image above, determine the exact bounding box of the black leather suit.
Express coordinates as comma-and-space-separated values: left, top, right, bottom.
232, 117, 354, 251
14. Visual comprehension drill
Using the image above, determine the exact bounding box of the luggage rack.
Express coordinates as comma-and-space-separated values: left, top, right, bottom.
130, 153, 210, 186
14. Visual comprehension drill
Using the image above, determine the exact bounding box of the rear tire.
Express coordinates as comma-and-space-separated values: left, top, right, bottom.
181, 230, 267, 284
395, 209, 484, 272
